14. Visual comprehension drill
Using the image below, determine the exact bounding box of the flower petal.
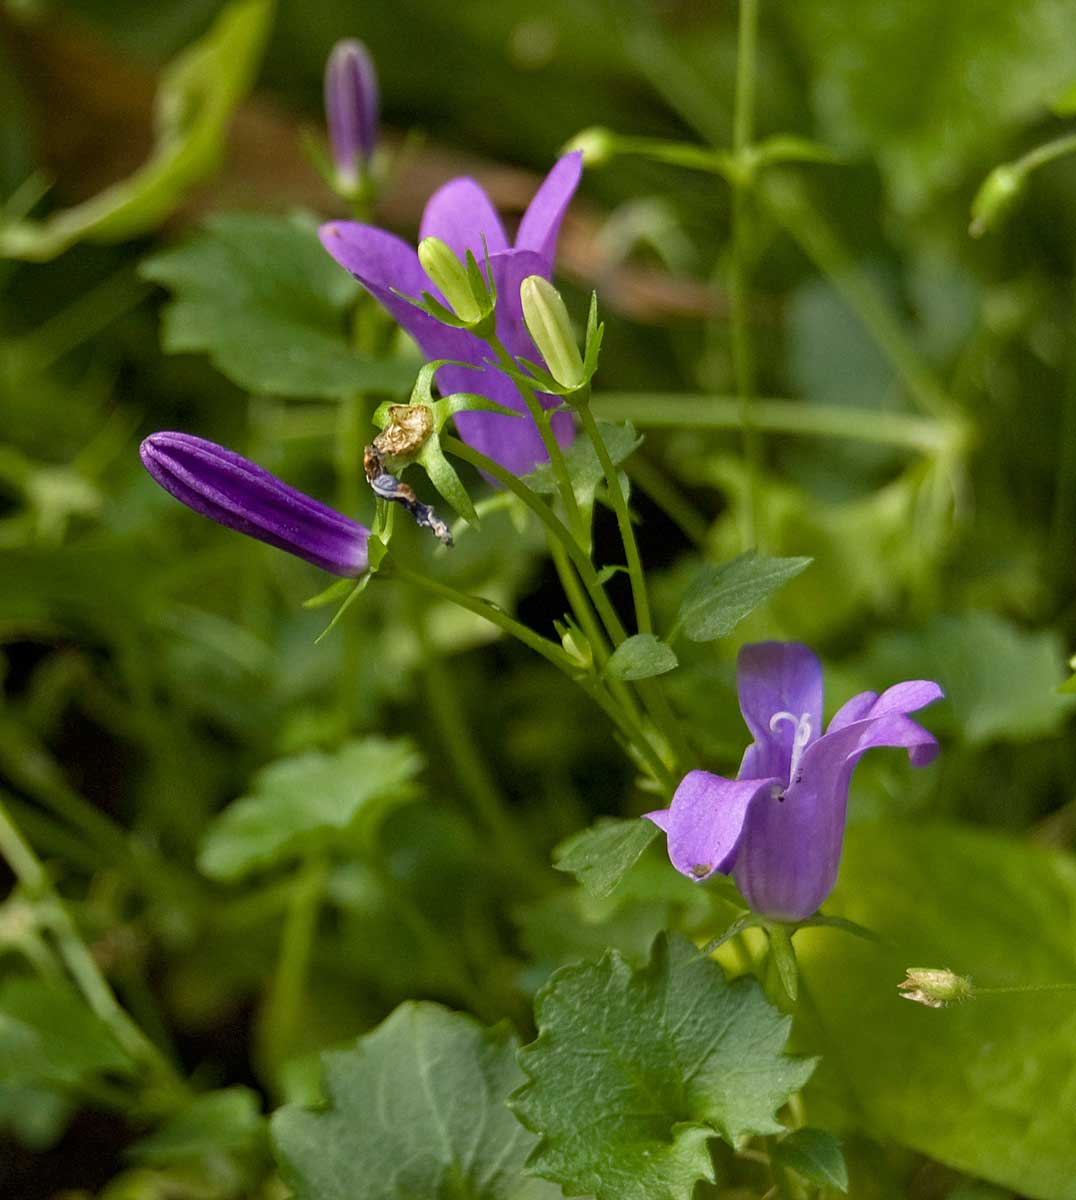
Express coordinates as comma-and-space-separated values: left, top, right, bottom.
515, 151, 583, 270
420, 177, 510, 261
737, 642, 824, 782
318, 222, 470, 356
645, 769, 779, 882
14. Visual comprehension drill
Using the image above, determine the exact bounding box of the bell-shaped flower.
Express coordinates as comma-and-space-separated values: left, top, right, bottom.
319, 152, 582, 476
141, 432, 369, 577
646, 642, 943, 921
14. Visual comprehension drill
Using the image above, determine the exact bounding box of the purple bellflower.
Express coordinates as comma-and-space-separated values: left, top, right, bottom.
141, 432, 369, 577
324, 39, 379, 194
319, 152, 583, 476
646, 642, 943, 921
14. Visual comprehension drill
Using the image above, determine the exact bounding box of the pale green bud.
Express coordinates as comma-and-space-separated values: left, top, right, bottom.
560, 626, 592, 670
970, 164, 1025, 237
563, 126, 616, 167
418, 237, 482, 324
898, 967, 974, 1008
520, 275, 585, 390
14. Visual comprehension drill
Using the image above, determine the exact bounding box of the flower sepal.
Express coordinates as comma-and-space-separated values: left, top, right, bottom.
509, 290, 604, 409
371, 361, 521, 528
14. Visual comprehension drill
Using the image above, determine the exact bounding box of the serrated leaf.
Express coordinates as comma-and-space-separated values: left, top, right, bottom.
773, 1129, 848, 1192
677, 552, 811, 643
553, 817, 658, 899
513, 933, 816, 1200
271, 1002, 558, 1199
0, 0, 272, 260
198, 737, 423, 881
607, 633, 678, 681
142, 213, 413, 398
0, 977, 137, 1090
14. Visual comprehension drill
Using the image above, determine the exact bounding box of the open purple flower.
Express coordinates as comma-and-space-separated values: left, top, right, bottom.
646, 642, 943, 921
141, 432, 369, 577
319, 152, 582, 476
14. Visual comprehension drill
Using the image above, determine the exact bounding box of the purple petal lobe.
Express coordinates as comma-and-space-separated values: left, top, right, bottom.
420, 177, 510, 262
737, 642, 823, 782
646, 769, 780, 882
141, 433, 368, 576
514, 152, 583, 270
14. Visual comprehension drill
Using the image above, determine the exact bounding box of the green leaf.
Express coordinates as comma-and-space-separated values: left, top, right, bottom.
677, 551, 811, 642
606, 633, 678, 681
142, 212, 413, 398
0, 1082, 75, 1150
513, 933, 816, 1200
526, 420, 641, 514
1051, 76, 1076, 115
271, 1002, 557, 1199
128, 1087, 266, 1165
798, 822, 1076, 1197
866, 612, 1073, 745
0, 977, 137, 1090
773, 1128, 849, 1192
553, 817, 659, 899
786, 0, 1076, 211
0, 0, 273, 260
198, 737, 423, 881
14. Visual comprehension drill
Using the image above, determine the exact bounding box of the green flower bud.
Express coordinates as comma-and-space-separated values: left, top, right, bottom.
560, 625, 592, 670
520, 275, 585, 390
563, 126, 616, 167
970, 164, 1025, 237
418, 237, 483, 324
897, 967, 974, 1008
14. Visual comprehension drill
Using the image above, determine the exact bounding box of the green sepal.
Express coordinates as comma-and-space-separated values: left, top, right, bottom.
315, 535, 389, 643
416, 436, 477, 524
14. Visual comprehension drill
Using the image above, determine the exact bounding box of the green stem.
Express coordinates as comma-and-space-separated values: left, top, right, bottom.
1012, 130, 1076, 176
485, 333, 586, 541
419, 618, 547, 891
576, 402, 652, 635
591, 392, 955, 451
758, 172, 952, 420
444, 435, 686, 771
731, 0, 763, 549
261, 857, 329, 1078
391, 564, 676, 790
0, 791, 188, 1102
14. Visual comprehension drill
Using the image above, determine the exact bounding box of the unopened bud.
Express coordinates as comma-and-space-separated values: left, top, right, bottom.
560, 626, 592, 670
970, 164, 1025, 237
563, 126, 616, 168
418, 237, 483, 324
324, 40, 379, 195
898, 967, 973, 1008
521, 275, 585, 390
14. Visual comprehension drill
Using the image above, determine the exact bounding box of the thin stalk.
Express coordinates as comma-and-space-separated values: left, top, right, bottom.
576, 403, 652, 635
443, 435, 628, 647
592, 392, 953, 451
485, 333, 586, 541
444, 435, 686, 769
261, 857, 329, 1077
1012, 130, 1076, 176
390, 565, 676, 789
0, 792, 188, 1101
730, 0, 762, 549
418, 617, 547, 891
758, 173, 952, 420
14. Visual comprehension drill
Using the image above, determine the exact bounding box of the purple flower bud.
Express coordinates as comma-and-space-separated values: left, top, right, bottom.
324, 39, 379, 193
141, 432, 369, 577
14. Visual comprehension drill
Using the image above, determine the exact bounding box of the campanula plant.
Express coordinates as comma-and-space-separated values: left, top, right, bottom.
319, 153, 582, 475
646, 642, 943, 920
